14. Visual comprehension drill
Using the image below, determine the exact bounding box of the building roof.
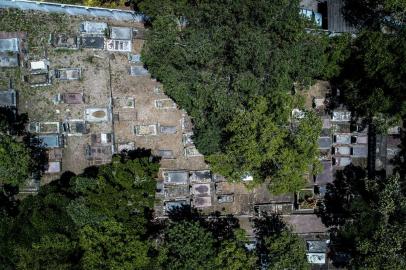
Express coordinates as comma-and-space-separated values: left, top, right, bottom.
106, 39, 131, 52
159, 125, 177, 134
327, 0, 357, 33
333, 156, 351, 167
55, 68, 81, 80
63, 93, 83, 104
128, 54, 141, 63
37, 134, 62, 148
165, 200, 188, 212
255, 203, 293, 215
0, 52, 19, 67
332, 110, 351, 121
50, 33, 78, 49
334, 134, 351, 144
307, 240, 328, 253
110, 26, 132, 40
316, 161, 333, 185
46, 161, 61, 173
194, 196, 212, 208
190, 170, 212, 182
30, 60, 48, 71
284, 214, 327, 234
164, 185, 189, 199
80, 21, 108, 35
334, 146, 351, 155
164, 171, 189, 185
157, 149, 174, 159
307, 253, 326, 264
85, 108, 110, 122
352, 145, 368, 157
0, 38, 19, 52
191, 183, 211, 197
130, 66, 149, 76
0, 90, 17, 107
318, 137, 332, 149
80, 36, 105, 49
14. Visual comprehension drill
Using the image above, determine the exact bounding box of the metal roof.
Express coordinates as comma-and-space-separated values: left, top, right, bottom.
307, 240, 328, 253
0, 38, 19, 52
0, 52, 19, 67
316, 161, 333, 185
130, 66, 149, 76
110, 26, 132, 40
80, 36, 105, 49
318, 137, 332, 149
0, 90, 17, 107
163, 171, 189, 185
327, 0, 357, 33
37, 134, 62, 148
352, 145, 368, 157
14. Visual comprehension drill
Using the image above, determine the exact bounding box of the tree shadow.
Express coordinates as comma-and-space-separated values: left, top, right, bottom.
165, 205, 240, 242
252, 214, 288, 266
316, 165, 367, 228
23, 133, 49, 176
117, 148, 161, 163
0, 108, 28, 136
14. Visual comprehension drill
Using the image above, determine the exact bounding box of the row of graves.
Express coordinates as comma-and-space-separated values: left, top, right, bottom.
51, 21, 148, 77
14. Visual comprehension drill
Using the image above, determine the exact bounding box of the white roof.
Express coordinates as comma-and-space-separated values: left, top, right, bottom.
46, 161, 61, 173
30, 60, 47, 70
81, 21, 108, 35
332, 111, 351, 121
110, 26, 132, 40
241, 173, 253, 181
307, 253, 326, 264
0, 38, 19, 52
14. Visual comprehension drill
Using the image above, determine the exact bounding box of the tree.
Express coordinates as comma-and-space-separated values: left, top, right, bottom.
0, 151, 160, 270
141, 0, 327, 191
0, 135, 33, 186
15, 234, 79, 270
159, 221, 215, 270
319, 167, 406, 269
208, 97, 321, 194
79, 220, 150, 270
343, 0, 406, 30
253, 214, 310, 269
214, 230, 257, 270
265, 230, 309, 270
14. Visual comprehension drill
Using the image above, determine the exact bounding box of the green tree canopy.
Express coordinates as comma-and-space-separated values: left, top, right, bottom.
140, 0, 326, 192
159, 221, 215, 270
0, 135, 33, 187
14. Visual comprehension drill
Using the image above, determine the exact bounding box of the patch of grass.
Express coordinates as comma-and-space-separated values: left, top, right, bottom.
0, 9, 68, 47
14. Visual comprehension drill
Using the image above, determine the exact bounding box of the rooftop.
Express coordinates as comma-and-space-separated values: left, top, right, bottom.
36, 134, 62, 148
327, 0, 357, 33
80, 21, 108, 35
316, 161, 333, 185
163, 171, 189, 185
110, 26, 133, 40
0, 90, 17, 107
80, 36, 105, 49
0, 52, 19, 68
284, 214, 327, 234
55, 68, 81, 80
0, 38, 19, 52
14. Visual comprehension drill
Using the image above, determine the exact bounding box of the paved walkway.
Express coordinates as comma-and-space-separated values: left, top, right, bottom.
0, 0, 144, 21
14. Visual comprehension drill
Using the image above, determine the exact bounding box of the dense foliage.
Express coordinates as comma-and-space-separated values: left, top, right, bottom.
319, 166, 406, 269
333, 30, 406, 126
140, 0, 328, 193
0, 135, 33, 187
0, 153, 309, 269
